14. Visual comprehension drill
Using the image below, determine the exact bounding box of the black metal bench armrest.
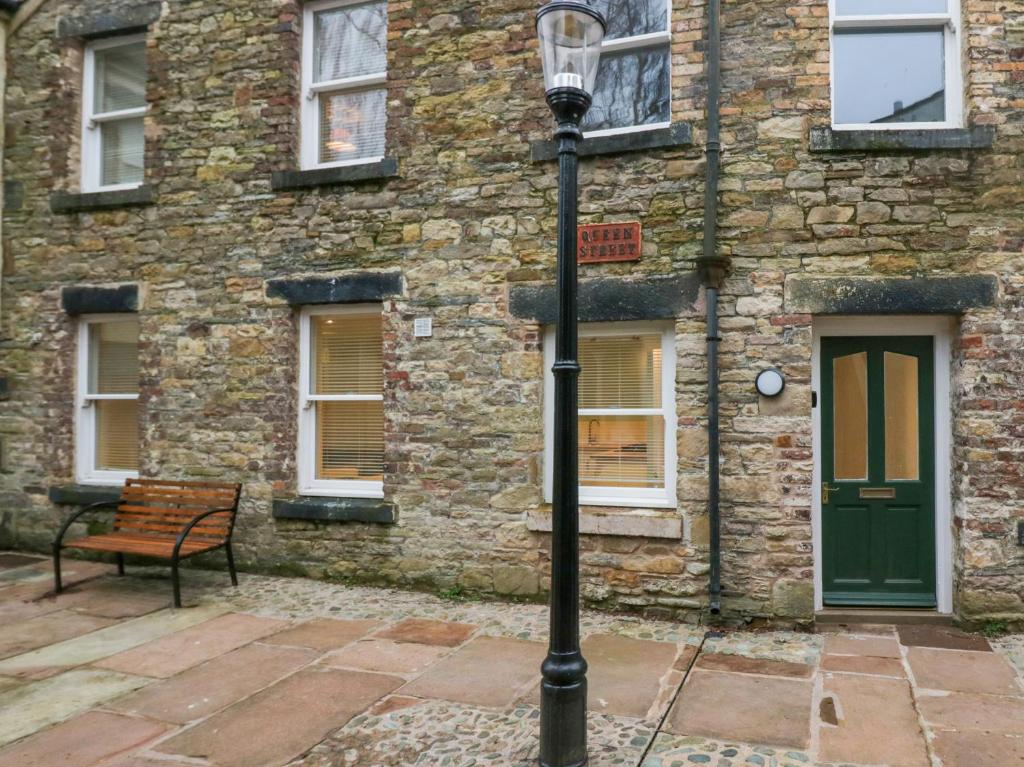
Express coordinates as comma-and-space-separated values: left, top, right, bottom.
173, 507, 236, 558
54, 500, 121, 549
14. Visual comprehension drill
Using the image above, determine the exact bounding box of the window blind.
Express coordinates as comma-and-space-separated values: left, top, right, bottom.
318, 89, 386, 164
312, 314, 382, 395
314, 1, 387, 83
101, 119, 145, 187
95, 43, 146, 114
90, 321, 139, 395
316, 401, 384, 480
96, 400, 139, 471
579, 334, 662, 408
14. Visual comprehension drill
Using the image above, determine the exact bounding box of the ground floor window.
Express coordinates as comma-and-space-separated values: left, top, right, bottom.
76, 315, 140, 484
544, 321, 677, 508
298, 305, 385, 498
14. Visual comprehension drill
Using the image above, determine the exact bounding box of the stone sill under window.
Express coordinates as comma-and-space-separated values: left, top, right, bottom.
270, 158, 399, 192
530, 122, 693, 163
49, 484, 123, 506
50, 186, 155, 214
527, 506, 681, 540
809, 126, 995, 153
272, 496, 396, 524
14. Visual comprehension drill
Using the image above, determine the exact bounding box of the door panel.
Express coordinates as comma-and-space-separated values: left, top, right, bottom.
821, 336, 936, 607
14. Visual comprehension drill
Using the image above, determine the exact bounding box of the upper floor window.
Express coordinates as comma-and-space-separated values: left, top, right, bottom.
76, 316, 140, 485
582, 0, 671, 136
82, 36, 147, 192
830, 0, 962, 129
301, 0, 388, 169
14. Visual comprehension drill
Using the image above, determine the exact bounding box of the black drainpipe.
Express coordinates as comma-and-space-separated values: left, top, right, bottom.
697, 0, 729, 616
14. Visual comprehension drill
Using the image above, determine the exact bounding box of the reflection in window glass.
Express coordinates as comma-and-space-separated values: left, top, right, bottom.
884, 352, 919, 481
834, 29, 945, 124
579, 415, 665, 488
314, 1, 387, 83
835, 0, 946, 14
589, 0, 667, 40
318, 88, 387, 164
583, 47, 670, 131
833, 352, 868, 481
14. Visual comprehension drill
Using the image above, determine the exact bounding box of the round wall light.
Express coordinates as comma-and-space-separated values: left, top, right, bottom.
755, 367, 785, 398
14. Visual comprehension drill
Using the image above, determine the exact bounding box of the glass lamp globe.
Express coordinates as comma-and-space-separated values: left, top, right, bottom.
536, 1, 606, 97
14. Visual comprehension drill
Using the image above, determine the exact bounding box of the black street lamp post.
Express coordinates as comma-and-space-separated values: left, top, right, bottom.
535, 4, 606, 767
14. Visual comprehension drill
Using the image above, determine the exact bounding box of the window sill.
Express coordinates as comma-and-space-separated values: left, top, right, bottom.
527, 506, 681, 539
48, 484, 123, 506
809, 126, 995, 153
270, 158, 398, 191
50, 186, 154, 214
272, 496, 395, 524
530, 122, 693, 162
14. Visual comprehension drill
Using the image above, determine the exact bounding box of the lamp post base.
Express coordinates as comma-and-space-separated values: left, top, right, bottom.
538, 678, 588, 767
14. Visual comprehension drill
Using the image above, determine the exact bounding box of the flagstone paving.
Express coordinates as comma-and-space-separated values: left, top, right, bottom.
0, 551, 1022, 766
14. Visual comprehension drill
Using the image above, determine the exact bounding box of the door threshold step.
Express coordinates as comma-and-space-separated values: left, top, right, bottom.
815, 608, 952, 626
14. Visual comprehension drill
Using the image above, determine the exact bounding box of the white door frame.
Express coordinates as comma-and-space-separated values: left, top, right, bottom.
811, 315, 954, 615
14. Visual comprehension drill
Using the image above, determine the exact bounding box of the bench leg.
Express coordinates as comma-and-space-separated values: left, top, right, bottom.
171, 556, 182, 608
116, 553, 125, 576
226, 542, 238, 587
53, 545, 63, 594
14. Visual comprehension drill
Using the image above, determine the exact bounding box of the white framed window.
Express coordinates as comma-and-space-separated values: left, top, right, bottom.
544, 322, 677, 508
75, 316, 140, 485
301, 0, 388, 170
298, 305, 385, 498
81, 35, 147, 192
582, 0, 672, 137
829, 0, 962, 129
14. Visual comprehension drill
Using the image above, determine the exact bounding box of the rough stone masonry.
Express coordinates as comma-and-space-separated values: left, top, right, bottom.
0, 0, 1021, 625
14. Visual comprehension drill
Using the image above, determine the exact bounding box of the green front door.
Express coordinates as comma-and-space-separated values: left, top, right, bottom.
821, 336, 936, 607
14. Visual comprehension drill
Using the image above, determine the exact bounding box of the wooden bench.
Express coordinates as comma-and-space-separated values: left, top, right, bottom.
53, 478, 242, 607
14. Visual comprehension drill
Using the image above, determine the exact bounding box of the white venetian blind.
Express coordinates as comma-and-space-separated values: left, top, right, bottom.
96, 400, 139, 471
90, 321, 139, 395
314, 1, 387, 83
94, 41, 146, 188
579, 334, 662, 408
312, 314, 382, 394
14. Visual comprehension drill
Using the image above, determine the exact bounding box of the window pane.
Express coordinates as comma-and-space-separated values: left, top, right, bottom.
834, 30, 945, 124
95, 399, 139, 471
100, 118, 144, 187
884, 352, 919, 481
580, 415, 664, 488
316, 400, 384, 481
835, 0, 946, 14
314, 0, 387, 82
833, 352, 868, 481
312, 314, 382, 395
94, 42, 146, 114
579, 334, 662, 409
589, 0, 668, 40
319, 88, 386, 163
583, 46, 670, 131
89, 321, 139, 395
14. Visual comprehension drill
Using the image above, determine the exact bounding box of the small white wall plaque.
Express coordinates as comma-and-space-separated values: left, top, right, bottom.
414, 317, 433, 338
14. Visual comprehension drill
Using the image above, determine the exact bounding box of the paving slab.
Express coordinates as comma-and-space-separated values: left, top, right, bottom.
931, 729, 1024, 767
0, 668, 151, 747
0, 603, 227, 678
156, 667, 402, 767
0, 710, 168, 767
579, 634, 683, 719
824, 634, 901, 658
664, 668, 812, 749
95, 613, 287, 678
64, 585, 170, 619
375, 617, 477, 647
819, 672, 929, 767
0, 611, 115, 660
695, 652, 814, 678
916, 691, 1024, 735
109, 641, 317, 724
820, 653, 905, 677
323, 638, 450, 675
262, 617, 380, 650
0, 553, 44, 570
907, 646, 1021, 695
897, 624, 992, 651
400, 635, 545, 707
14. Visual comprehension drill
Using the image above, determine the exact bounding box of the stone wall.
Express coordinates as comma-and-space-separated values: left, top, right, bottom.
0, 0, 1021, 624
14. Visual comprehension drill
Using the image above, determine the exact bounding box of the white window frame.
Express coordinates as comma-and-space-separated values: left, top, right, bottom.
301, 0, 388, 170
81, 34, 148, 193
75, 315, 140, 486
298, 304, 385, 498
543, 321, 677, 508
829, 0, 963, 130
584, 0, 673, 139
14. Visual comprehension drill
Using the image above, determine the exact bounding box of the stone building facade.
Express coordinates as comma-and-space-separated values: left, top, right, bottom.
0, 0, 1021, 625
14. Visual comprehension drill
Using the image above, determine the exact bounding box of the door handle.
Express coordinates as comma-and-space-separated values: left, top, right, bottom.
822, 482, 839, 504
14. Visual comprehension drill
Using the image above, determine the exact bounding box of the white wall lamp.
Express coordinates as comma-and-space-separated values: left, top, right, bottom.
755, 367, 785, 397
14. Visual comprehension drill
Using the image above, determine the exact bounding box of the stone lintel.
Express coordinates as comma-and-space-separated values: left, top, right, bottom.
786, 275, 999, 315
50, 186, 155, 214
57, 3, 161, 38
61, 284, 139, 315
809, 126, 995, 153
527, 507, 682, 539
509, 274, 700, 324
272, 497, 396, 524
265, 272, 403, 305
531, 122, 693, 162
48, 484, 123, 506
270, 158, 399, 191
